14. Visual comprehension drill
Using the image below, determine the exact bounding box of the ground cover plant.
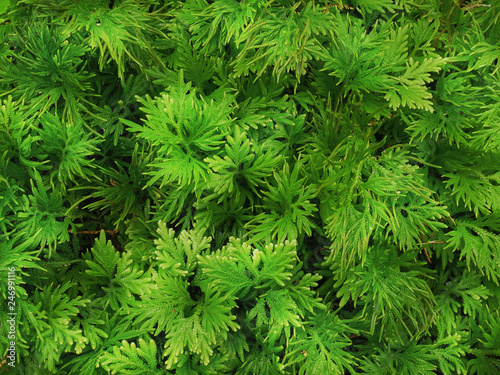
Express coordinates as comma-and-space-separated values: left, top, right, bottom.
0, 0, 499, 373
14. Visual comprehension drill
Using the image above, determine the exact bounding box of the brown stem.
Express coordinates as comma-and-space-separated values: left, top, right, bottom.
420, 231, 433, 264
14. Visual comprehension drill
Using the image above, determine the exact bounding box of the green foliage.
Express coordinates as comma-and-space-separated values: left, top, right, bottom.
246, 160, 318, 244
123, 70, 233, 190
336, 246, 436, 341
468, 310, 500, 375
360, 334, 467, 375
16, 171, 73, 256
101, 338, 164, 375
1, 0, 500, 374
446, 217, 500, 283
81, 143, 160, 226
203, 126, 280, 205
83, 230, 155, 313
284, 313, 357, 375
29, 282, 90, 372
62, 0, 166, 80
38, 113, 101, 191
1, 24, 93, 123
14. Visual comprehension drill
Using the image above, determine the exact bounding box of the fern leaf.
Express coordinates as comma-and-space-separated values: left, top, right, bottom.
16, 171, 72, 256
285, 313, 356, 375
123, 71, 233, 189
154, 221, 212, 278
446, 218, 500, 283
31, 282, 90, 372
435, 270, 492, 340
246, 161, 317, 244
84, 231, 156, 313
38, 113, 100, 191
431, 335, 467, 375
101, 338, 163, 375
197, 243, 255, 299
385, 194, 447, 249
264, 289, 302, 340
386, 57, 446, 111
357, 0, 402, 13
204, 126, 279, 205
336, 246, 436, 340
468, 310, 500, 374
162, 282, 239, 368
85, 231, 120, 278
62, 0, 165, 79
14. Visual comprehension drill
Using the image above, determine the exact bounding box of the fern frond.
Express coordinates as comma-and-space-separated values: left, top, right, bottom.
82, 143, 158, 225
38, 113, 101, 192
101, 338, 163, 375
83, 231, 156, 313
123, 71, 233, 189
435, 269, 492, 338
336, 246, 436, 341
385, 56, 446, 112
16, 171, 73, 257
284, 312, 356, 375
246, 161, 318, 244
1, 24, 93, 123
30, 282, 90, 372
62, 0, 165, 79
446, 219, 500, 283
468, 310, 500, 374
162, 281, 239, 368
204, 126, 280, 205
233, 2, 331, 83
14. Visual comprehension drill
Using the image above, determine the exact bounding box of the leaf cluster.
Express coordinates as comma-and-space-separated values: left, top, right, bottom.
0, 0, 499, 374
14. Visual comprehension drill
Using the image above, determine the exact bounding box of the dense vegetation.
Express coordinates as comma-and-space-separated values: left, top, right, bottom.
1, 0, 499, 373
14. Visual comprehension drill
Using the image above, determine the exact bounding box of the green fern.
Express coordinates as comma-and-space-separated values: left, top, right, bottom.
336, 246, 436, 341
83, 230, 156, 313
246, 160, 318, 244
1, 24, 93, 123
63, 314, 146, 375
446, 218, 500, 283
38, 113, 101, 192
204, 126, 280, 205
62, 0, 165, 79
435, 269, 492, 337
81, 143, 160, 226
122, 71, 233, 190
2, 0, 499, 373
385, 57, 446, 112
284, 312, 357, 375
29, 282, 90, 372
101, 338, 164, 375
16, 171, 73, 256
360, 336, 466, 375
232, 2, 331, 83
468, 310, 500, 375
